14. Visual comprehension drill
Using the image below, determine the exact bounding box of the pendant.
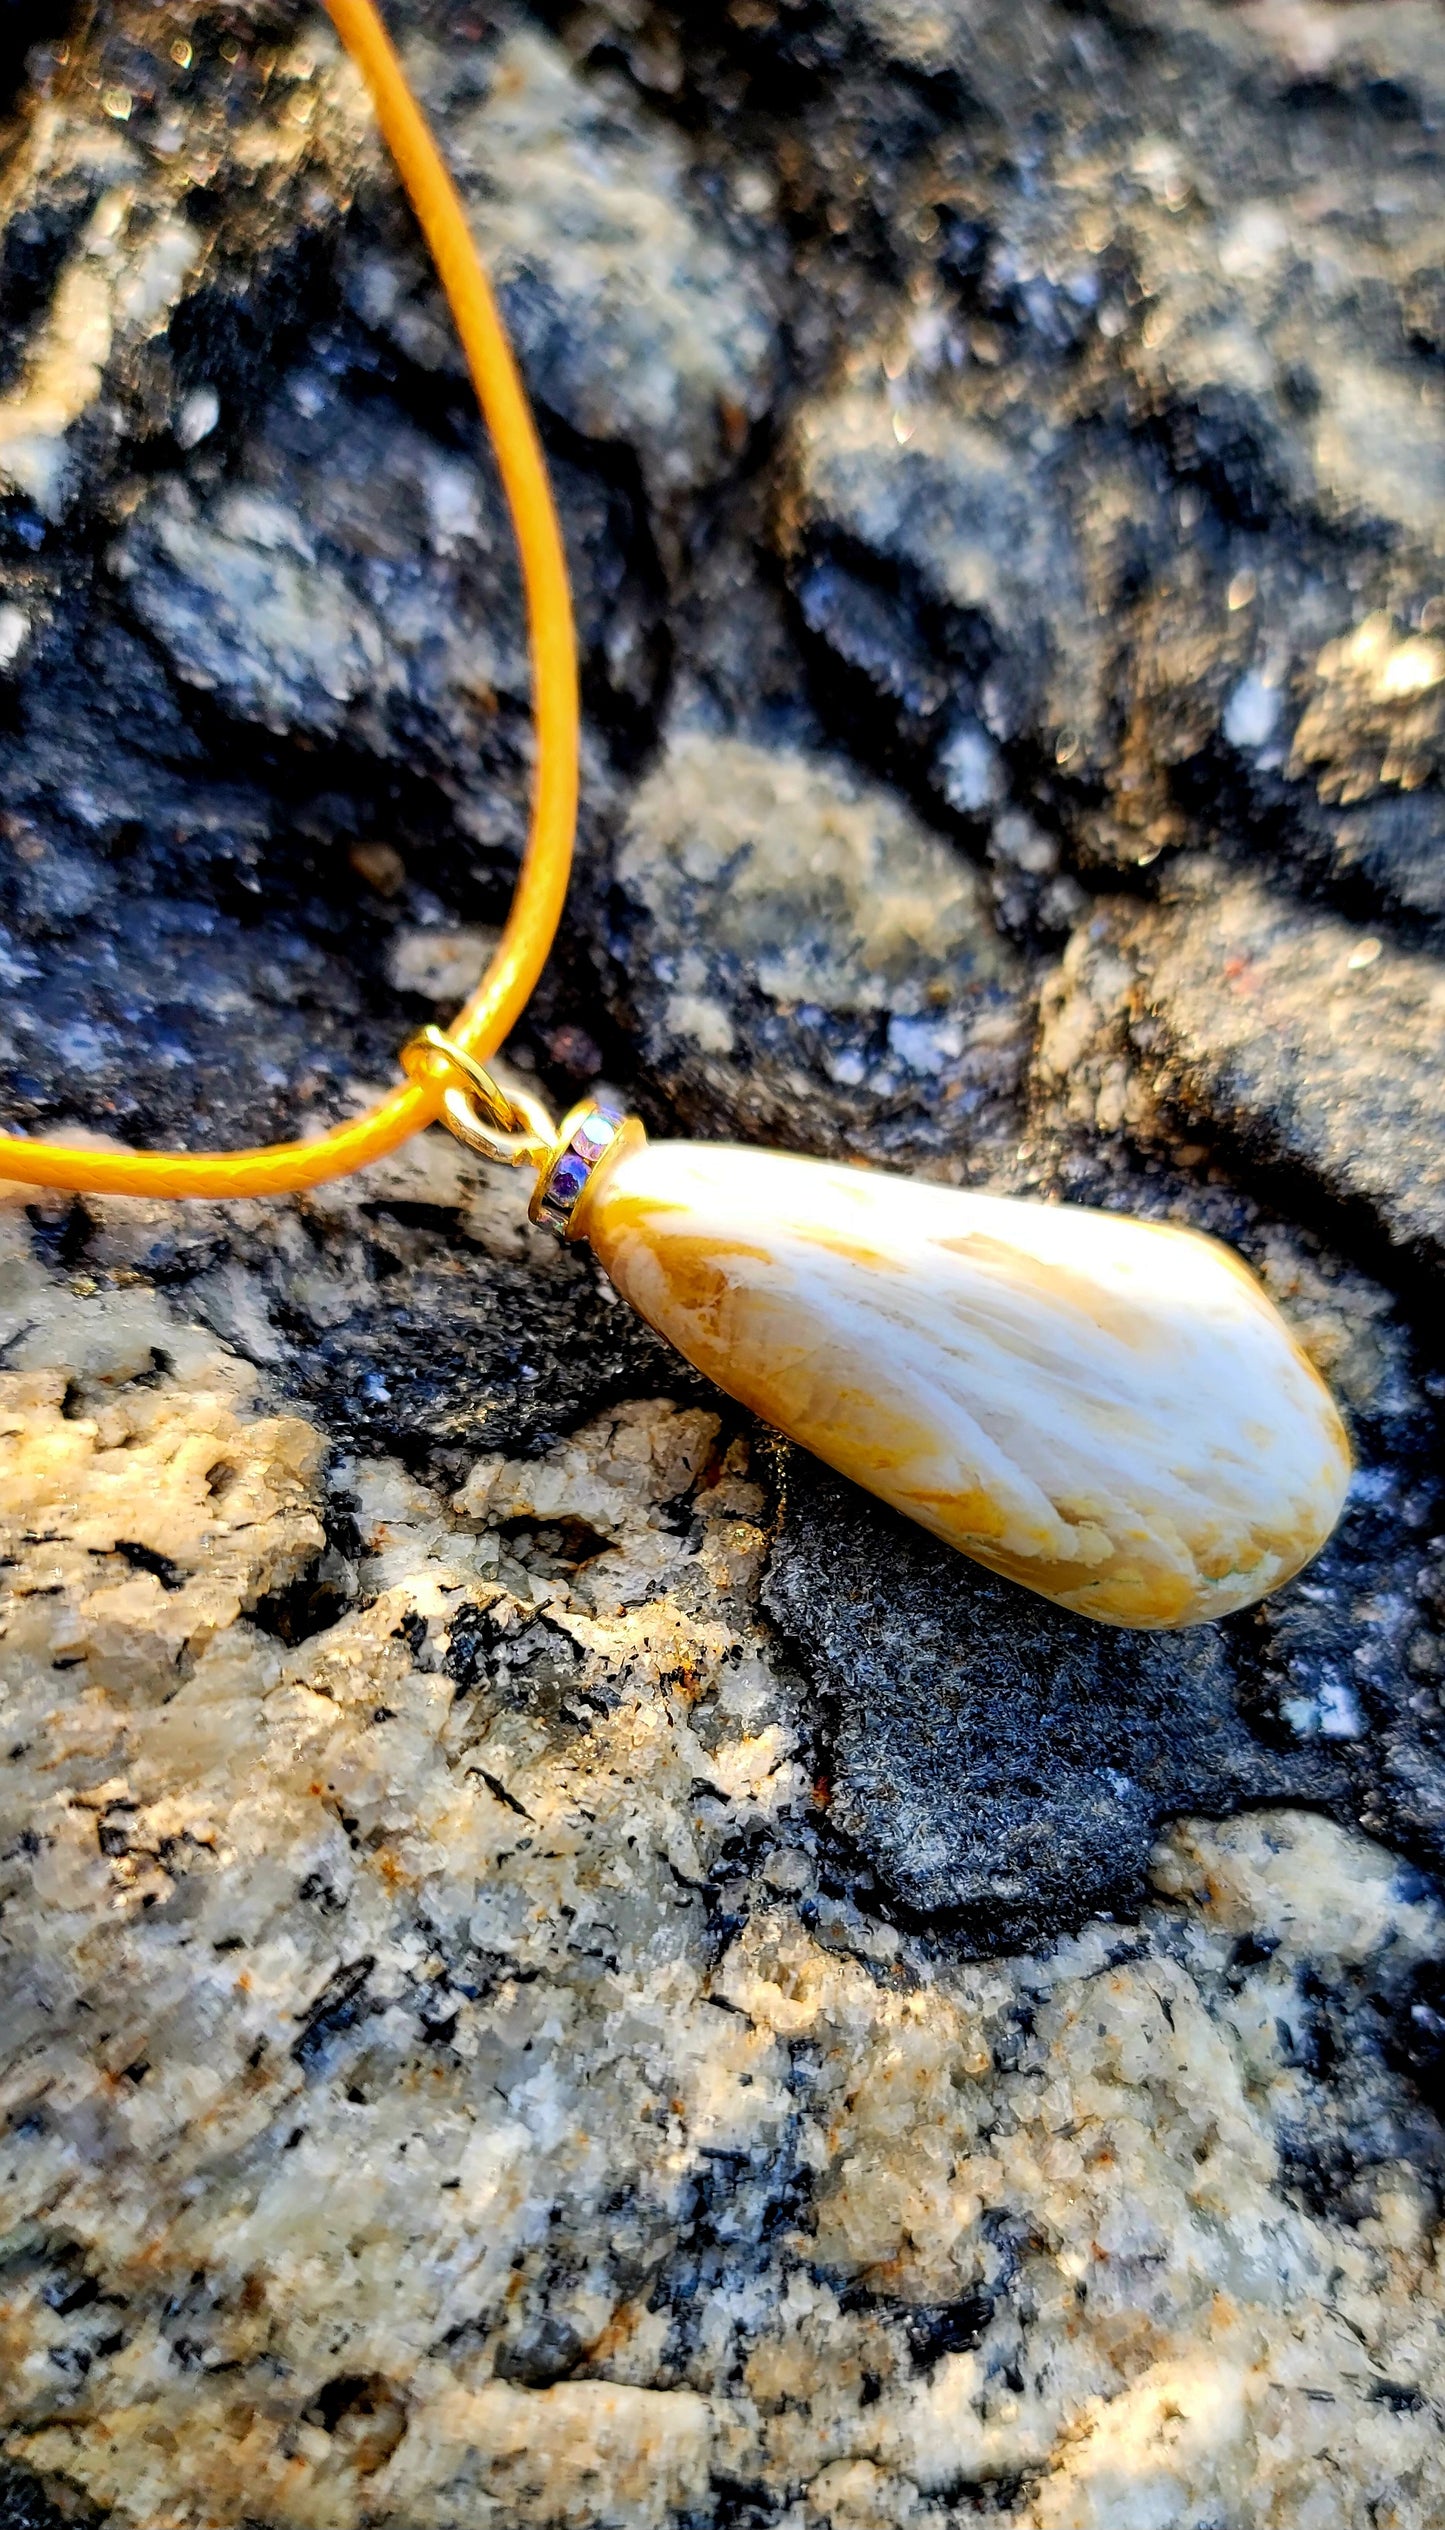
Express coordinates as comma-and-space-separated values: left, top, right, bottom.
416, 1036, 1350, 1631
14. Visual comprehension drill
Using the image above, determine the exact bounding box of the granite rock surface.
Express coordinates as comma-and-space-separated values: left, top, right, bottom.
608, 727, 1028, 1160
2, 1, 1445, 2524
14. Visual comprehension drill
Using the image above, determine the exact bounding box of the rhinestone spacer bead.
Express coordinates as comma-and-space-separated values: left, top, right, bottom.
528, 1097, 637, 1237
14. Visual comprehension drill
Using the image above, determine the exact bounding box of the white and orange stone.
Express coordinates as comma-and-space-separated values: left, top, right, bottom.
573, 1137, 1351, 1629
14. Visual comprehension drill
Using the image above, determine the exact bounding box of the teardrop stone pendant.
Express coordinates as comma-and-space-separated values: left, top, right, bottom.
555, 1128, 1350, 1631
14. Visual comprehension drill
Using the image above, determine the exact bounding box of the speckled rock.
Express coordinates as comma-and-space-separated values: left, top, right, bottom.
116, 372, 657, 820
606, 725, 1028, 1158
0, 6, 369, 519
2, 1222, 1445, 2529
766, 0, 1445, 923
3, 2, 1445, 2524
350, 20, 782, 529
786, 382, 1119, 818
1039, 870, 1445, 1281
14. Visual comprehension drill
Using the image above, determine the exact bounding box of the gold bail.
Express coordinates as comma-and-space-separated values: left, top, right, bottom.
399, 1027, 641, 1235
399, 1025, 556, 1169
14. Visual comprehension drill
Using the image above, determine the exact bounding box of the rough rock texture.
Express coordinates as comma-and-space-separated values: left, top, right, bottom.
366, 24, 782, 524
4, 1227, 1445, 2528
608, 727, 1028, 1158
3, 0, 1445, 2522
1040, 867, 1445, 1280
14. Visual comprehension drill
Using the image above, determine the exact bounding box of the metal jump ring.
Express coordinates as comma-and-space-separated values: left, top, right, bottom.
400, 1025, 556, 1170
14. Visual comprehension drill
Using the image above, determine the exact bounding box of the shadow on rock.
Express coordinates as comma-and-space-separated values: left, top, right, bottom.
764, 1444, 1351, 1952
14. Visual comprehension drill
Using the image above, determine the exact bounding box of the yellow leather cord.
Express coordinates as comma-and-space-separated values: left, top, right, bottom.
0, 0, 577, 1199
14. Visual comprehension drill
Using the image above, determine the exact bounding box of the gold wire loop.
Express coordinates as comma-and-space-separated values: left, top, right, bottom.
401, 1027, 556, 1170
439, 1084, 555, 1170
400, 1024, 515, 1127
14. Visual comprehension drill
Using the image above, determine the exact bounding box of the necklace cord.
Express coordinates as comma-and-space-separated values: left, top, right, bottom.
0, 0, 578, 1199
